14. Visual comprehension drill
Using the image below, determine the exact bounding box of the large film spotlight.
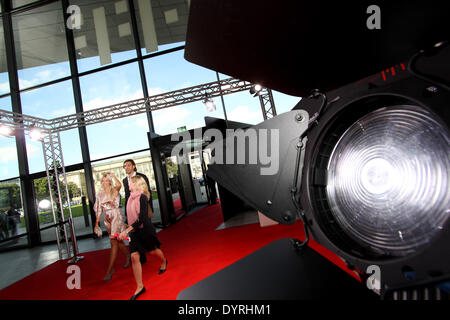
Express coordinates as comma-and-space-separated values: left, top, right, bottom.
205, 42, 450, 297
324, 105, 449, 258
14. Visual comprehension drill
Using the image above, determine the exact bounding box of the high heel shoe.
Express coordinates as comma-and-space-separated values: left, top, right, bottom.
130, 287, 146, 300
158, 259, 167, 275
103, 269, 115, 281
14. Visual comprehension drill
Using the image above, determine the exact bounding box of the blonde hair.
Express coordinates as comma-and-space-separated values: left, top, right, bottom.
101, 172, 118, 200
130, 175, 150, 200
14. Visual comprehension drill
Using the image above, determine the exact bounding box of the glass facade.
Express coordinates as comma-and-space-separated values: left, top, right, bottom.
0, 17, 9, 95
70, 0, 138, 72
0, 0, 302, 252
0, 178, 25, 247
13, 1, 71, 90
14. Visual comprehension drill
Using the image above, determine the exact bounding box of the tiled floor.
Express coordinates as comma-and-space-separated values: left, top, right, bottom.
0, 235, 112, 290
0, 209, 259, 291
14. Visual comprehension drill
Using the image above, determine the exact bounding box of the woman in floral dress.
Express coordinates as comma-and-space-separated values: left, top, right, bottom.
94, 172, 130, 281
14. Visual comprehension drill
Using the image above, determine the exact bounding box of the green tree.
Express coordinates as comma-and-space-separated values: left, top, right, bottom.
166, 158, 178, 178
67, 182, 81, 199
33, 178, 49, 202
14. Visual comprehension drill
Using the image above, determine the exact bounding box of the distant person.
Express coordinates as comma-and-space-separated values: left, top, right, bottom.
119, 175, 167, 300
7, 205, 20, 240
122, 159, 153, 215
0, 211, 9, 240
94, 172, 130, 281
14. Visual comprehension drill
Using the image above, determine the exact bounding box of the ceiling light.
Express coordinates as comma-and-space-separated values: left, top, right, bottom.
29, 126, 45, 141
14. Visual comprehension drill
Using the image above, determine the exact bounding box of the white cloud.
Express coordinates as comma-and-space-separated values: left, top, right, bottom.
90, 152, 116, 160
0, 146, 17, 163
50, 106, 76, 118
153, 106, 192, 135
36, 70, 53, 81
148, 87, 165, 96
26, 142, 41, 158
82, 87, 164, 112
17, 68, 68, 91
19, 78, 40, 89
135, 115, 149, 129
0, 82, 10, 94
0, 142, 40, 164
83, 89, 142, 111
227, 105, 262, 124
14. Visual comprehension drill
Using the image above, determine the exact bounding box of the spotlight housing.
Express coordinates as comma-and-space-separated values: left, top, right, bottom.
249, 84, 263, 96
206, 42, 450, 297
203, 93, 216, 112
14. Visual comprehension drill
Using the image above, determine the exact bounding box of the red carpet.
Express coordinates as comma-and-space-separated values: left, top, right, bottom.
0, 203, 359, 300
173, 198, 184, 218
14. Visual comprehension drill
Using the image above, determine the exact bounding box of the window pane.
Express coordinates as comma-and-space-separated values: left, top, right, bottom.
21, 80, 76, 118
21, 80, 82, 172
145, 49, 216, 92
12, 0, 40, 8
13, 2, 71, 90
91, 151, 161, 225
25, 129, 83, 174
65, 169, 91, 237
134, 0, 188, 56
144, 49, 219, 135
36, 168, 91, 242
0, 135, 19, 181
25, 136, 44, 174
0, 178, 26, 248
272, 90, 302, 115
70, 0, 138, 73
80, 62, 147, 158
0, 17, 9, 95
0, 97, 19, 181
222, 91, 265, 125
33, 176, 52, 242
153, 101, 218, 136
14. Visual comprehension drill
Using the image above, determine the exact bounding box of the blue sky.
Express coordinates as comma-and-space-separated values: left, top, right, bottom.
0, 43, 301, 180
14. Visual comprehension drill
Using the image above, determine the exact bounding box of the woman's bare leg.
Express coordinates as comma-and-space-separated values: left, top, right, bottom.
149, 248, 166, 269
106, 239, 118, 275
131, 252, 144, 294
118, 240, 130, 262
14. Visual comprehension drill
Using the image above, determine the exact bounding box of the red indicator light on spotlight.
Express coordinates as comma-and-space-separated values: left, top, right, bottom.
380, 63, 406, 82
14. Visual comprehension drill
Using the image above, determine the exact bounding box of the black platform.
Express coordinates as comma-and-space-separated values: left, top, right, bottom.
177, 238, 379, 300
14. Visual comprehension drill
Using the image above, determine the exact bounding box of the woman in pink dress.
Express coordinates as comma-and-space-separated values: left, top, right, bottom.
94, 172, 130, 281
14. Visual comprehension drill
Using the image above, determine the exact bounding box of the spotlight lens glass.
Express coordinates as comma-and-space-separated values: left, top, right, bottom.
326, 105, 450, 256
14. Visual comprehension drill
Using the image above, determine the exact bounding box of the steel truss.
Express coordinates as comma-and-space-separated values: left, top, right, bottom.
42, 131, 84, 263
258, 88, 277, 120
0, 77, 260, 261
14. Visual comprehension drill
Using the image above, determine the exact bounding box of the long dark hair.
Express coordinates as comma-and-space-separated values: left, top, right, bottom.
123, 159, 137, 172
